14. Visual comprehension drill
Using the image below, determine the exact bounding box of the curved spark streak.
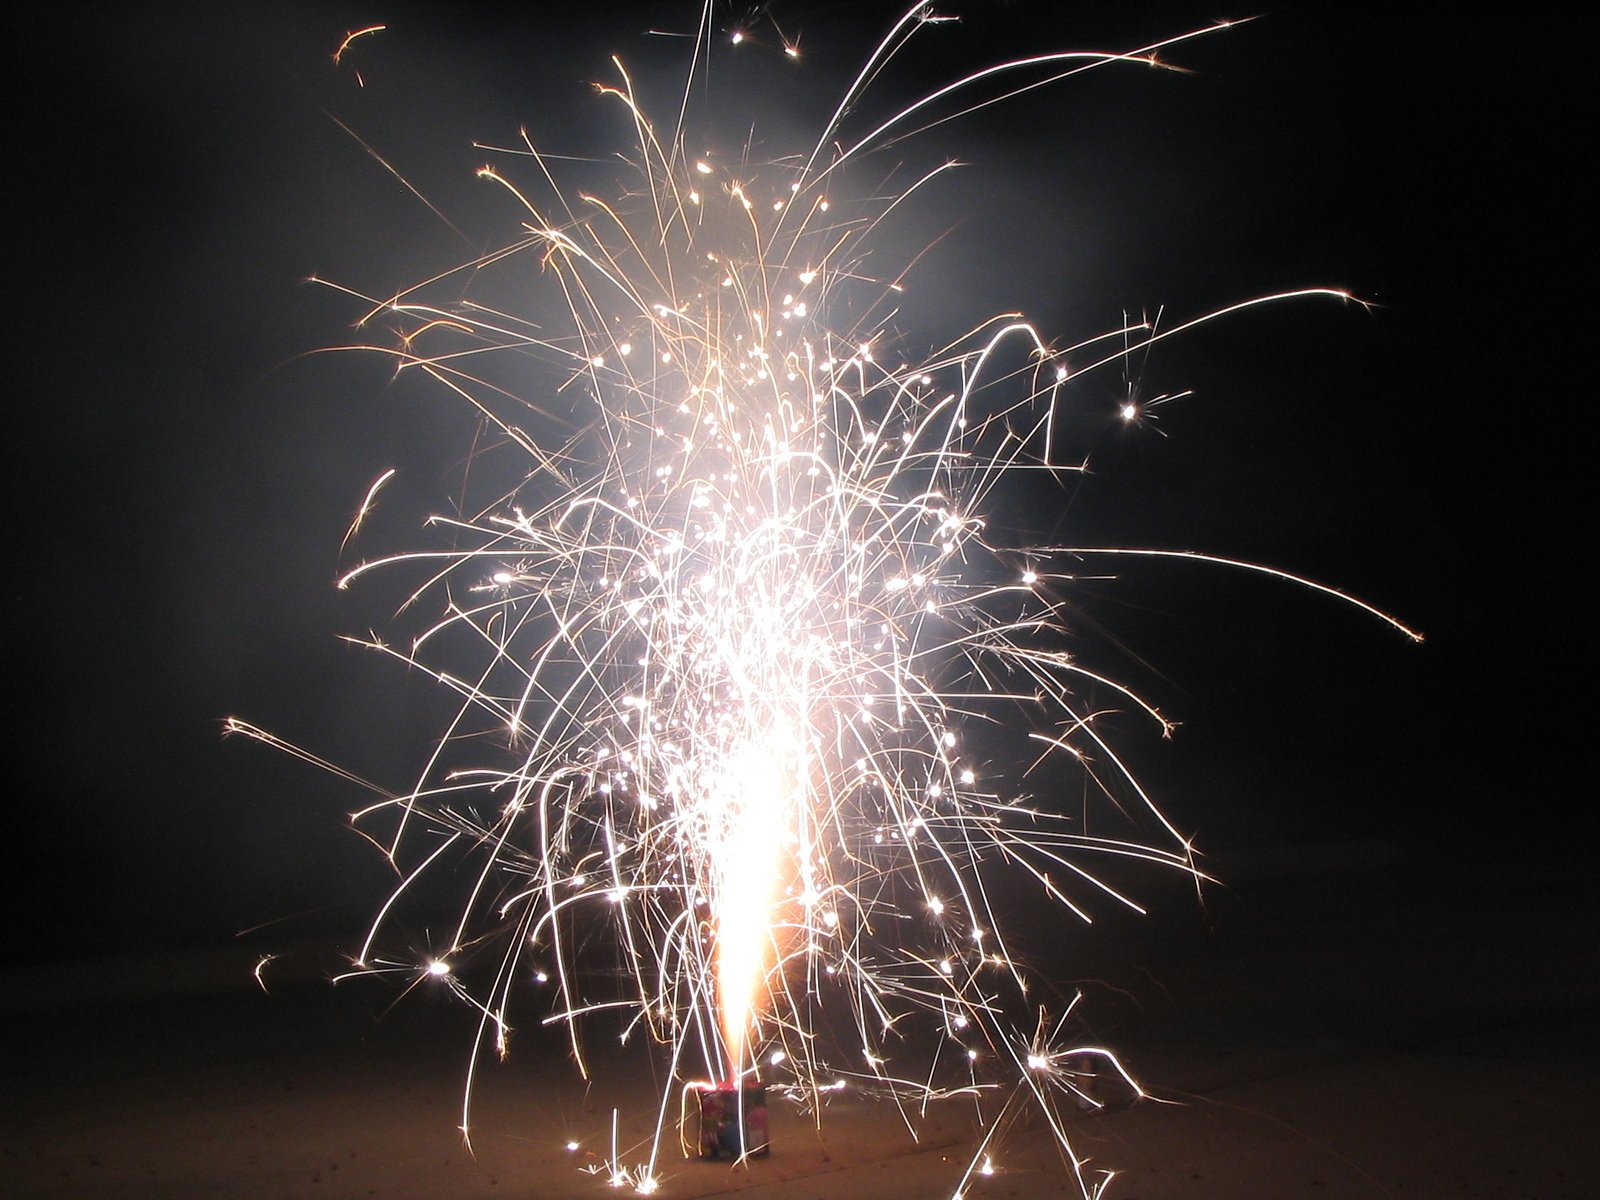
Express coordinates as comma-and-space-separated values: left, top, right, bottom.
242, 7, 1417, 1196
1045, 547, 1424, 643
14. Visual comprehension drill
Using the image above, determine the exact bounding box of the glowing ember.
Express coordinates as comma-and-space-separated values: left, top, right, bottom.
231, 6, 1418, 1196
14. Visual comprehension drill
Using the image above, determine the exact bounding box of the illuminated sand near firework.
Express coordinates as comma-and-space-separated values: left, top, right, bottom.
8, 859, 1597, 1199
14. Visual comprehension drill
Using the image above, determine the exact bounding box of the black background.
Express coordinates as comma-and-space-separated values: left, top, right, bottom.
8, 3, 1584, 968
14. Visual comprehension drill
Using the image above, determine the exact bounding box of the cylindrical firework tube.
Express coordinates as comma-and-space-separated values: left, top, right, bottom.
696, 1082, 769, 1159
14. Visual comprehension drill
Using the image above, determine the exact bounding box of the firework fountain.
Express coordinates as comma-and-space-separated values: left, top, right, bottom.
232, 6, 1418, 1196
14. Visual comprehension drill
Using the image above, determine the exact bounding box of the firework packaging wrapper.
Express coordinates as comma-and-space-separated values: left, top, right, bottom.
696, 1083, 769, 1160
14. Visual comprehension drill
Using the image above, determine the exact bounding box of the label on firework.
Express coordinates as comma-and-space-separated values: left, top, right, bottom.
696, 1083, 769, 1159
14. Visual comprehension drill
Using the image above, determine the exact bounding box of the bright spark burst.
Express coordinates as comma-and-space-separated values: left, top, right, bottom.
233, 6, 1418, 1197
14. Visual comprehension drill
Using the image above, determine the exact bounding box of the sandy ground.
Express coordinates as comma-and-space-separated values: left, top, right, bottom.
6, 846, 1597, 1199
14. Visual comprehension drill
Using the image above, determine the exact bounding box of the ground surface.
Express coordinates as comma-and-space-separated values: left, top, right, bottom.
6, 846, 1596, 1199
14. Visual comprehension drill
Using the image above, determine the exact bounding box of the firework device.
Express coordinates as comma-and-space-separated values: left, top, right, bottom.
693, 1082, 769, 1160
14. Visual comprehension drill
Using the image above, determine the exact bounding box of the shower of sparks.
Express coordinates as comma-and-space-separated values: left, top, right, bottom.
233, 6, 1418, 1197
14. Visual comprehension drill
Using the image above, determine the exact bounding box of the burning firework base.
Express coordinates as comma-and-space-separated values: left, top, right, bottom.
689, 1082, 770, 1161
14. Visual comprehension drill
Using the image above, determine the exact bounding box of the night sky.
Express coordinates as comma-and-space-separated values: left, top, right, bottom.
9, 3, 1582, 967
